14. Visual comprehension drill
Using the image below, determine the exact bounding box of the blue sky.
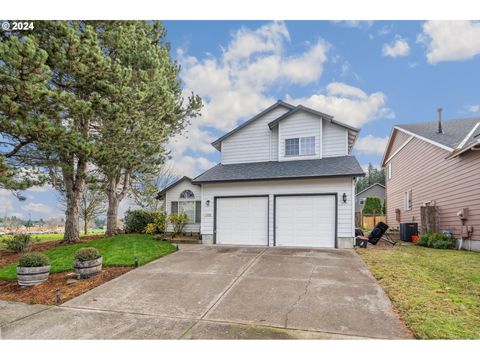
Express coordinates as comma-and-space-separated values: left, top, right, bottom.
2, 20, 480, 220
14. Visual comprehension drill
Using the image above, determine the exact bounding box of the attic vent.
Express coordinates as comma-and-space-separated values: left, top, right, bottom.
437, 108, 443, 134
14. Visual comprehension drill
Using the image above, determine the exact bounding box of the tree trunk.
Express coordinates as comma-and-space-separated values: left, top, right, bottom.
64, 192, 81, 243
106, 194, 118, 236
62, 156, 87, 243
84, 212, 88, 235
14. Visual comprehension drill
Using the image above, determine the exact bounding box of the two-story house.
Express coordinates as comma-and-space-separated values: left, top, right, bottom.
381, 110, 480, 251
161, 101, 364, 248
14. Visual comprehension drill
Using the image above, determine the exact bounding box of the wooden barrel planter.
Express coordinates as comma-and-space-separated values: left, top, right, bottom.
17, 265, 51, 286
73, 257, 103, 279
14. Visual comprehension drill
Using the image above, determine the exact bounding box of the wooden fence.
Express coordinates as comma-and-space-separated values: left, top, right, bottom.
355, 214, 386, 229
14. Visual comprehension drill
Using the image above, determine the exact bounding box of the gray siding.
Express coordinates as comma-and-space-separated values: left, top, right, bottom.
355, 184, 385, 212
221, 107, 290, 164
322, 121, 348, 157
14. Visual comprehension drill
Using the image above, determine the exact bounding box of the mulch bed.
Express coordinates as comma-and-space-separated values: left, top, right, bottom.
0, 235, 104, 268
0, 267, 132, 305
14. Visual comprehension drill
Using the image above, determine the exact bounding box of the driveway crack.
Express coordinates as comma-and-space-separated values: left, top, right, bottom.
284, 265, 315, 328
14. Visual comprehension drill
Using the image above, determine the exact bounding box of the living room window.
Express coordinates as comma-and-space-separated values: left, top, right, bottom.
285, 136, 315, 156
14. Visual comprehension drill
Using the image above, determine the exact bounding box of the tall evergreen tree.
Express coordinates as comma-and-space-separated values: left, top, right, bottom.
90, 21, 201, 235
1, 22, 111, 242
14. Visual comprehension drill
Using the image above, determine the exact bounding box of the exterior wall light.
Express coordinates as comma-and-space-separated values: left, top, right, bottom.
206, 200, 210, 206
342, 193, 347, 203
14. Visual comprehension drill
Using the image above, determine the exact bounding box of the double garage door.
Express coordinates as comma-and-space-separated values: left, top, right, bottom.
215, 195, 336, 248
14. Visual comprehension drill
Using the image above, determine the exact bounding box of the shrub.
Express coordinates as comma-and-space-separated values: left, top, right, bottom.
2, 233, 35, 253
418, 233, 456, 249
167, 212, 188, 237
75, 247, 101, 261
18, 252, 50, 267
144, 212, 167, 235
124, 210, 155, 233
362, 196, 383, 215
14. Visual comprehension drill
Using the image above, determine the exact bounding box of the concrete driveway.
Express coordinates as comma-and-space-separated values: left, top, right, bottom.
0, 245, 409, 339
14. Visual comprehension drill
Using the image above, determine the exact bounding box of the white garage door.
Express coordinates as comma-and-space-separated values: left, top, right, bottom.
216, 197, 269, 246
275, 195, 336, 248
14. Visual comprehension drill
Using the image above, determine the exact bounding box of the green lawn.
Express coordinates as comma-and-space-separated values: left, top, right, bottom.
357, 243, 480, 339
0, 230, 105, 249
0, 234, 176, 281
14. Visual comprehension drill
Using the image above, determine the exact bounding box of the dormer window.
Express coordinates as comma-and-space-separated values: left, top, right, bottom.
285, 136, 315, 156
180, 189, 195, 199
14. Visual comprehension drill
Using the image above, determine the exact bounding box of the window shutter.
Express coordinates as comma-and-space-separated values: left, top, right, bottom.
195, 201, 201, 223
171, 201, 178, 214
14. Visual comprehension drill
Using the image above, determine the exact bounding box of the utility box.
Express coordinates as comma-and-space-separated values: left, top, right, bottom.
400, 223, 418, 242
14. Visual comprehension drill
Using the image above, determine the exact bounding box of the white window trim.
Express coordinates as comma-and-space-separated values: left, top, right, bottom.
285, 136, 316, 157
403, 191, 411, 211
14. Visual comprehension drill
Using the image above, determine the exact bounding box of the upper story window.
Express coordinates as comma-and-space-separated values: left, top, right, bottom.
387, 163, 392, 180
180, 189, 195, 199
285, 136, 315, 156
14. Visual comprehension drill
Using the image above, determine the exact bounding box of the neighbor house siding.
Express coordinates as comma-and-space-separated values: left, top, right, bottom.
322, 121, 348, 157
278, 111, 322, 161
200, 177, 355, 246
385, 137, 480, 242
221, 107, 290, 164
165, 179, 201, 233
355, 184, 385, 213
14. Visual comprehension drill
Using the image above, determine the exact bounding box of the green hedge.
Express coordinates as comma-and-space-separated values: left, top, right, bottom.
418, 233, 456, 249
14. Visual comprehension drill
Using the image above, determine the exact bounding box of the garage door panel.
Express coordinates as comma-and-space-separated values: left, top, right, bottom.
216, 197, 268, 246
275, 195, 335, 248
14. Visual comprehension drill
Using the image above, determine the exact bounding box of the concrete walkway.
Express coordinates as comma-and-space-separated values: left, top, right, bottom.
0, 245, 409, 339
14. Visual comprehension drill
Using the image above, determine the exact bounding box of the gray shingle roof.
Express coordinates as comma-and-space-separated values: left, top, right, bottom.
396, 117, 480, 149
192, 156, 364, 184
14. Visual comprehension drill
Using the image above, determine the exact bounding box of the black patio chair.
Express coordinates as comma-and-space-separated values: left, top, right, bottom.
355, 221, 396, 247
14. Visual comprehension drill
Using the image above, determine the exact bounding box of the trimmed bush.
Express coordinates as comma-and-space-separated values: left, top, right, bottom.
74, 247, 101, 261
144, 212, 167, 235
124, 210, 155, 233
362, 196, 383, 215
18, 252, 50, 267
2, 233, 35, 253
418, 233, 456, 249
167, 212, 188, 237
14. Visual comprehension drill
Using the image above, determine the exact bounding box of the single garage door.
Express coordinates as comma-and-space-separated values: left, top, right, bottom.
275, 195, 336, 248
215, 196, 269, 245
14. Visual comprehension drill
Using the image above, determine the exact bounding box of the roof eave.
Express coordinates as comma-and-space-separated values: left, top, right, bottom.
192, 172, 365, 185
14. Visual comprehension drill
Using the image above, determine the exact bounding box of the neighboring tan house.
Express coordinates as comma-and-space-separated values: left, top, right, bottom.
355, 183, 385, 213
160, 100, 365, 249
381, 110, 480, 251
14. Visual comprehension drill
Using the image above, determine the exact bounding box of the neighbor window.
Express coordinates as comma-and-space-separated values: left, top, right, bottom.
360, 198, 365, 205
388, 163, 392, 180
403, 190, 411, 211
285, 136, 315, 156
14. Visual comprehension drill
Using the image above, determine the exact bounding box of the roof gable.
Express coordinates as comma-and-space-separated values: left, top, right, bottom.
156, 176, 193, 198
211, 101, 295, 151
355, 183, 385, 197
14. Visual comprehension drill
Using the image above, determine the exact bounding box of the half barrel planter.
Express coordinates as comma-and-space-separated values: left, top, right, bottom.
17, 265, 51, 286
73, 257, 103, 278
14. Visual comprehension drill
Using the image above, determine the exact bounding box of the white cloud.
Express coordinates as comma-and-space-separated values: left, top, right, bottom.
377, 24, 393, 36
355, 135, 389, 155
418, 21, 480, 64
166, 156, 216, 178
468, 104, 480, 113
169, 21, 393, 176
333, 21, 374, 29
27, 185, 52, 193
289, 83, 394, 128
21, 202, 61, 218
382, 36, 410, 58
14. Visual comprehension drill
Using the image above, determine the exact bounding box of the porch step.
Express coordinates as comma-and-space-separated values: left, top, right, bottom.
169, 238, 202, 244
